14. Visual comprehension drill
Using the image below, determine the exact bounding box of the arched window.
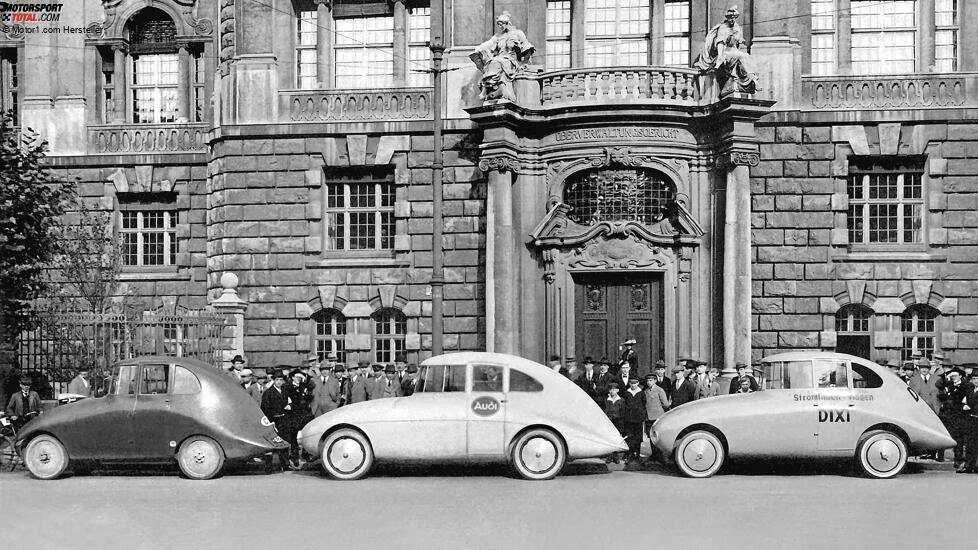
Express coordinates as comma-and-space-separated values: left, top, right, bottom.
902, 305, 939, 362
128, 8, 179, 123
835, 305, 872, 360
373, 308, 406, 363
563, 168, 675, 226
314, 309, 347, 363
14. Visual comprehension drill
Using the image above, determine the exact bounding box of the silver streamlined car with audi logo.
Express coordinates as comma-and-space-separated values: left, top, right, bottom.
298, 352, 626, 480
650, 352, 955, 479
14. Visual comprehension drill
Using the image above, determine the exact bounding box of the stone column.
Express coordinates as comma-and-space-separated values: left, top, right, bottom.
211, 273, 249, 367
177, 44, 191, 122
720, 152, 756, 380
112, 45, 126, 122
392, 0, 407, 86
480, 156, 520, 355
919, 0, 936, 71
315, 0, 334, 87
570, 0, 586, 67
837, 0, 852, 74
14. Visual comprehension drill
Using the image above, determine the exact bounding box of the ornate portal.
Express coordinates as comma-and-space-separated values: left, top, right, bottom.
563, 168, 675, 226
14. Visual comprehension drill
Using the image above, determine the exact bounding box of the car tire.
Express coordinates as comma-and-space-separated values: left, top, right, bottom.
176, 436, 225, 480
510, 428, 566, 481
23, 434, 69, 480
674, 430, 725, 478
855, 430, 907, 479
320, 429, 374, 480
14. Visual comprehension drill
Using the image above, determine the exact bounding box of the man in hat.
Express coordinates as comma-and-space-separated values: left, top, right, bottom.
654, 360, 672, 401
700, 367, 721, 399
221, 360, 240, 381
728, 363, 759, 394
377, 365, 403, 399
643, 372, 670, 463
931, 351, 946, 376
596, 361, 616, 402
67, 367, 93, 397
671, 365, 697, 408
619, 339, 639, 376
621, 374, 646, 462
348, 360, 370, 404
939, 367, 970, 467
401, 364, 419, 396
310, 361, 342, 416
603, 381, 625, 464
6, 376, 41, 430
577, 358, 600, 405
909, 359, 943, 460
692, 361, 711, 400
548, 355, 569, 377
366, 363, 385, 400
239, 368, 262, 402
260, 369, 293, 470
305, 352, 321, 378
957, 368, 978, 473
564, 356, 581, 382
899, 362, 916, 384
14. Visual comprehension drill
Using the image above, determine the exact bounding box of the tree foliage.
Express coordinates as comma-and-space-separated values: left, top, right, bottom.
0, 111, 75, 340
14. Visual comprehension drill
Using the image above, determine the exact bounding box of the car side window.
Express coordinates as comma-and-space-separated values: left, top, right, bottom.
172, 366, 201, 394
106, 365, 139, 396
140, 364, 170, 395
472, 364, 503, 392
850, 362, 883, 389
509, 369, 543, 392
763, 361, 813, 389
444, 366, 467, 392
813, 360, 848, 389
417, 365, 446, 393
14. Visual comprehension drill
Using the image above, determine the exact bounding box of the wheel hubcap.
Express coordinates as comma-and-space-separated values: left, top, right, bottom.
520, 437, 557, 473
182, 440, 218, 477
329, 438, 365, 474
866, 438, 901, 473
28, 439, 64, 477
682, 438, 718, 472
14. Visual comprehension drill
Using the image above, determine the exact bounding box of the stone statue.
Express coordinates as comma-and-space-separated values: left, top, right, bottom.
694, 5, 758, 95
470, 12, 535, 102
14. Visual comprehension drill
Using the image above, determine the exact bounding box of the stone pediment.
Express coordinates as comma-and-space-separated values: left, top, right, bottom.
529, 201, 704, 249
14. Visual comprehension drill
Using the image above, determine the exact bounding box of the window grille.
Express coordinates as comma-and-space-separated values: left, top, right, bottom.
408, 7, 431, 87
850, 0, 916, 74
324, 168, 396, 251
296, 10, 319, 89
584, 0, 651, 67
334, 15, 395, 88
810, 0, 836, 75
663, 0, 691, 66
564, 169, 675, 225
374, 309, 406, 364
935, 0, 958, 72
314, 309, 347, 364
835, 305, 871, 333
847, 158, 924, 245
546, 1, 572, 70
902, 306, 938, 362
121, 209, 178, 267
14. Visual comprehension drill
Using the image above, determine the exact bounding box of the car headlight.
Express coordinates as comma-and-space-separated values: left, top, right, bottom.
260, 415, 273, 427
650, 430, 659, 444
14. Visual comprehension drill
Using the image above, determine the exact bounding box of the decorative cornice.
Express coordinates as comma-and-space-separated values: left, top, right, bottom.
586, 147, 652, 168
716, 151, 760, 169
479, 155, 521, 174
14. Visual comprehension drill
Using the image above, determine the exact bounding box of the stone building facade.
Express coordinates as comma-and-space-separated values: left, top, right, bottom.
4, 0, 977, 370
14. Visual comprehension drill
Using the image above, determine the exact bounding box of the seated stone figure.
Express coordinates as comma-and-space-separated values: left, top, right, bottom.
470, 12, 535, 102
694, 5, 758, 95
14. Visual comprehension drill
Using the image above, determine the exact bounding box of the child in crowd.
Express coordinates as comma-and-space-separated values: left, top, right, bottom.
603, 382, 625, 464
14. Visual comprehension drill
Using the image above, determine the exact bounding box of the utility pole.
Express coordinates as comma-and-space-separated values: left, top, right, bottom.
429, 0, 445, 356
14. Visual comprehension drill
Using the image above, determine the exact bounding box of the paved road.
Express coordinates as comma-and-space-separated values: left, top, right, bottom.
1, 458, 974, 550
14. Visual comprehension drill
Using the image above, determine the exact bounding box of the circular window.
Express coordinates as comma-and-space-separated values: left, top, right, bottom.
563, 169, 675, 225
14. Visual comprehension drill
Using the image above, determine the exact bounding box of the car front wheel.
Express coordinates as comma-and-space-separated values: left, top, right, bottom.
23, 434, 69, 480
675, 430, 725, 478
320, 429, 373, 480
510, 428, 566, 481
856, 430, 907, 479
176, 436, 225, 480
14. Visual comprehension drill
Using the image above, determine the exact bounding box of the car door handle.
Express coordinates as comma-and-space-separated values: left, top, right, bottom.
848, 403, 855, 407
499, 399, 507, 403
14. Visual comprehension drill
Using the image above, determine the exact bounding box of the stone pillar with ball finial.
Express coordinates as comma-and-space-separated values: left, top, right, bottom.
211, 273, 249, 368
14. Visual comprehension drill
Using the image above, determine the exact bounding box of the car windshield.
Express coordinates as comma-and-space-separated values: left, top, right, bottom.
761, 360, 813, 389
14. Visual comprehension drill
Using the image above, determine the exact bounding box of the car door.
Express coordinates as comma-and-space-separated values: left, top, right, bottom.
74, 364, 139, 459
813, 358, 855, 452
130, 363, 173, 459
466, 363, 507, 457
725, 360, 816, 456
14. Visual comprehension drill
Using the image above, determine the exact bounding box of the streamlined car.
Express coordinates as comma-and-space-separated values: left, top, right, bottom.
16, 356, 288, 480
650, 352, 956, 479
298, 352, 626, 480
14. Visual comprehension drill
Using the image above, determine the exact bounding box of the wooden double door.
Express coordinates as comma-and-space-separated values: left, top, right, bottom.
574, 273, 664, 376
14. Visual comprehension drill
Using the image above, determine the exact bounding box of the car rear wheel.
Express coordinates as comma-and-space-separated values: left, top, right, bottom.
320, 429, 373, 480
675, 430, 725, 478
856, 430, 907, 479
176, 436, 225, 480
23, 434, 69, 480
510, 428, 566, 481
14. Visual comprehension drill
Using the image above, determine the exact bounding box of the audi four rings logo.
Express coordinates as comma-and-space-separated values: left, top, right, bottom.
0, 3, 63, 22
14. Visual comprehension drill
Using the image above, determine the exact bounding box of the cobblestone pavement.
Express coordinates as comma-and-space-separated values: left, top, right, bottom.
1, 457, 973, 550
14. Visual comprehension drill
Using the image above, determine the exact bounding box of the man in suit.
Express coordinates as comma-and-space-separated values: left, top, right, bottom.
564, 356, 581, 382
728, 363, 759, 394
67, 368, 93, 397
310, 363, 342, 416
260, 370, 293, 470
548, 355, 568, 377
957, 369, 978, 473
700, 367, 721, 399
239, 369, 263, 403
653, 361, 672, 401
366, 363, 385, 400
401, 364, 419, 396
6, 376, 41, 430
596, 362, 616, 402
939, 367, 969, 467
671, 366, 697, 409
909, 360, 944, 460
348, 360, 370, 403
621, 374, 646, 462
377, 365, 404, 399
692, 361, 711, 400
617, 362, 634, 391
619, 339, 639, 377
643, 372, 670, 463
577, 359, 600, 405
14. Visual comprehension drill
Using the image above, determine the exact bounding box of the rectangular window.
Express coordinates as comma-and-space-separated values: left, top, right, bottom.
374, 310, 406, 364
810, 0, 836, 75
192, 52, 205, 122
334, 15, 394, 88
314, 310, 347, 364
847, 159, 924, 245
0, 49, 17, 125
324, 169, 395, 251
408, 7, 431, 87
296, 10, 319, 89
131, 54, 179, 123
663, 0, 690, 66
850, 0, 916, 74
935, 0, 958, 72
546, 0, 572, 70
584, 0, 650, 67
140, 364, 170, 394
120, 209, 179, 267
902, 308, 937, 362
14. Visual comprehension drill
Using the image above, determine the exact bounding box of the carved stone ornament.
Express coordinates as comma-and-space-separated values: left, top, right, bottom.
85, 20, 106, 39
569, 236, 668, 270
717, 151, 760, 169
479, 155, 520, 174
587, 147, 652, 168
192, 17, 214, 36
530, 200, 705, 250
3, 23, 25, 40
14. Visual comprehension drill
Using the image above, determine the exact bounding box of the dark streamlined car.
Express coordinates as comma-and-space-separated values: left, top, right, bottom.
16, 356, 287, 480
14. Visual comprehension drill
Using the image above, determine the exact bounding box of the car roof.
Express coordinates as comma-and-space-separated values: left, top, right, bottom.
421, 352, 553, 376
761, 351, 880, 365
115, 356, 228, 384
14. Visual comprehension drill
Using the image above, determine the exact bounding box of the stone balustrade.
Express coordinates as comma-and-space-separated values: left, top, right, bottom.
88, 123, 208, 154
282, 87, 433, 122
534, 66, 711, 108
803, 73, 978, 110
